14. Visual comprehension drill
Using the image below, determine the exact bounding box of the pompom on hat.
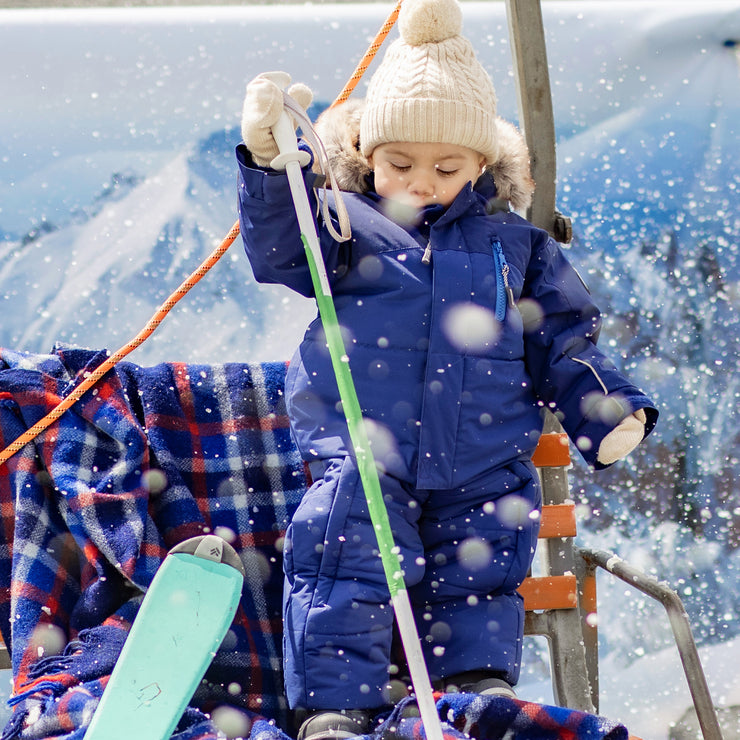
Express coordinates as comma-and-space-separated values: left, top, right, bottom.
360, 0, 499, 163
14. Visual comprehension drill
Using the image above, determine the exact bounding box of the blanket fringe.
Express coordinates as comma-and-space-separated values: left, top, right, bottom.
7, 680, 67, 707
25, 639, 83, 681
0, 708, 26, 740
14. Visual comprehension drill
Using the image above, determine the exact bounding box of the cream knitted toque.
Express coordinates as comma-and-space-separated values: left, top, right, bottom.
360, 0, 499, 163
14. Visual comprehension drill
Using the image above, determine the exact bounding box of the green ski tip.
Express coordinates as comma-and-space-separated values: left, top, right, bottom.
84, 535, 245, 740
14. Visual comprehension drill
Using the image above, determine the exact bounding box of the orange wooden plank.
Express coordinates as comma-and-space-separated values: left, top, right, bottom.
519, 574, 578, 611
538, 502, 577, 539
531, 432, 570, 467
580, 569, 598, 616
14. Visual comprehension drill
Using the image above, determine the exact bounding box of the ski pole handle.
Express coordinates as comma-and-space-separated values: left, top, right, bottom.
268, 88, 332, 297
269, 110, 311, 171
260, 72, 311, 171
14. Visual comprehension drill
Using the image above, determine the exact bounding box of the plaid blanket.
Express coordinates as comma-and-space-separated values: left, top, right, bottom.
0, 346, 631, 740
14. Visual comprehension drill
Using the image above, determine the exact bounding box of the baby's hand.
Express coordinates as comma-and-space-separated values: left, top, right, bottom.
241, 72, 313, 167
596, 409, 647, 465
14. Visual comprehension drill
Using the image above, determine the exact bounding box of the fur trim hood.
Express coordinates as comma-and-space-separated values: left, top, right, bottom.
312, 99, 535, 212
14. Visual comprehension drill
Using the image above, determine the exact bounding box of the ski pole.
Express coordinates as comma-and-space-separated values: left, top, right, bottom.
269, 99, 445, 740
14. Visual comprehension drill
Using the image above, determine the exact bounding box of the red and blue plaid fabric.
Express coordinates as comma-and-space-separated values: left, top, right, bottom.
0, 346, 630, 740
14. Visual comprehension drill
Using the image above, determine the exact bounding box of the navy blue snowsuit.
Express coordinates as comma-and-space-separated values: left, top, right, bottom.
236, 144, 657, 711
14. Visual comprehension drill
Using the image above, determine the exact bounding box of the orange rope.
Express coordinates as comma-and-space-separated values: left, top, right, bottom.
0, 2, 401, 470
330, 0, 403, 108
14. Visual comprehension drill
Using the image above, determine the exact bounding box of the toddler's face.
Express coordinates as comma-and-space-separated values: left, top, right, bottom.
369, 142, 485, 209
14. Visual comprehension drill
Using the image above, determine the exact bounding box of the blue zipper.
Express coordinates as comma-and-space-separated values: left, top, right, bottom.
492, 239, 514, 321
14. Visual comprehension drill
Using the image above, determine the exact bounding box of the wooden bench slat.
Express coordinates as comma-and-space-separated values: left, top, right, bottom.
531, 432, 570, 467
538, 502, 577, 539
519, 574, 578, 611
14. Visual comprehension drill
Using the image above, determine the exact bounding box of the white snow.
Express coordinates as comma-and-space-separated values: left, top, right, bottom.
515, 634, 740, 738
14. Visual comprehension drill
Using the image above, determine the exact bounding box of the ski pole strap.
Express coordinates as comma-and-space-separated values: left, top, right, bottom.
282, 94, 352, 244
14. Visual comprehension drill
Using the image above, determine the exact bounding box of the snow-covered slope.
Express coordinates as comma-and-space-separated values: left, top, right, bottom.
517, 631, 740, 739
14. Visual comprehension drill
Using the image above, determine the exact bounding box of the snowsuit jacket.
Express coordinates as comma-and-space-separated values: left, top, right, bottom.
237, 123, 657, 489
236, 103, 658, 710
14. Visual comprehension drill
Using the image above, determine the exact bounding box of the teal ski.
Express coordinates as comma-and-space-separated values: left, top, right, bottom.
85, 534, 245, 740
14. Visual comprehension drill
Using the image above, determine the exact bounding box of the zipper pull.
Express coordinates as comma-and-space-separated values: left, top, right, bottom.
502, 264, 516, 308
422, 242, 432, 265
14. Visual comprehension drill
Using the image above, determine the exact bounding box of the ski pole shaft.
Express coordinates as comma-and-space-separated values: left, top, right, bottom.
270, 109, 444, 740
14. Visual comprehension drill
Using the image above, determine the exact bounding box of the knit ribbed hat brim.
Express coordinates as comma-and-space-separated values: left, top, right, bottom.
361, 98, 498, 163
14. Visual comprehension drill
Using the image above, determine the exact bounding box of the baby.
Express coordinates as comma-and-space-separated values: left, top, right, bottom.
236, 0, 657, 738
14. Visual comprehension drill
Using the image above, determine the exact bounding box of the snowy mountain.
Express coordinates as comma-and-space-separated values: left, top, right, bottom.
1, 3, 739, 737
0, 129, 314, 363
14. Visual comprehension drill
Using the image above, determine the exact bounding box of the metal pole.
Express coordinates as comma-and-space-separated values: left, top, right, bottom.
504, 0, 571, 243
579, 548, 724, 740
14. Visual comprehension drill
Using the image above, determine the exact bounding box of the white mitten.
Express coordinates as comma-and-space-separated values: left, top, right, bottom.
241, 72, 313, 167
597, 408, 647, 465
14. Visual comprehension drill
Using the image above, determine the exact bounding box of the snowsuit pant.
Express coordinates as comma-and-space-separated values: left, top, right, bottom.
282, 456, 541, 711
